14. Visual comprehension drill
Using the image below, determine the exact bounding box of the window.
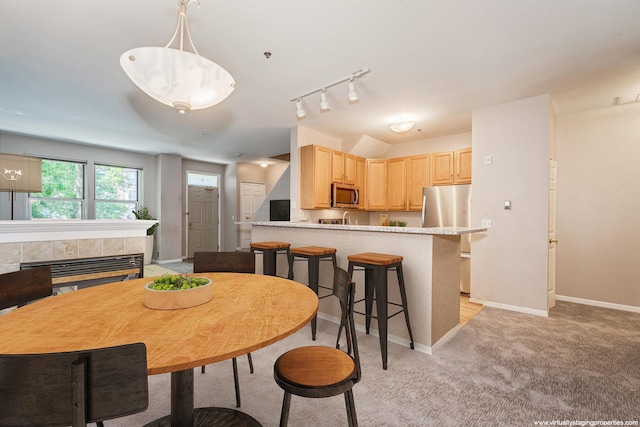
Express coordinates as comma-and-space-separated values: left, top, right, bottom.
187, 172, 218, 187
29, 159, 86, 219
95, 164, 141, 219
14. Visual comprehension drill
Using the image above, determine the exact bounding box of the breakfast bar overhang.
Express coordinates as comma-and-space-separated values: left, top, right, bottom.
250, 222, 486, 354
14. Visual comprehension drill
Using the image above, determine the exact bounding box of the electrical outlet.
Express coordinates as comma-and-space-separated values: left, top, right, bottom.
481, 219, 492, 228
484, 155, 492, 165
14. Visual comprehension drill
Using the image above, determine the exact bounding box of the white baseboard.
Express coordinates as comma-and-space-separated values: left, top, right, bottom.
556, 295, 640, 314
154, 258, 184, 264
317, 312, 435, 355
469, 298, 549, 317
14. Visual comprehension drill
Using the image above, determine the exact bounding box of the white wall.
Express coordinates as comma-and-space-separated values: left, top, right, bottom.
556, 104, 640, 307
471, 95, 552, 314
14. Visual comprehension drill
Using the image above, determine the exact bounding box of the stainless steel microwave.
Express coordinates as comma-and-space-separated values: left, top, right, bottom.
331, 183, 360, 208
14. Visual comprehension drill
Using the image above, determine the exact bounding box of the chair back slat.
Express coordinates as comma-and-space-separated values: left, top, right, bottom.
0, 342, 148, 426
0, 266, 53, 310
193, 251, 256, 274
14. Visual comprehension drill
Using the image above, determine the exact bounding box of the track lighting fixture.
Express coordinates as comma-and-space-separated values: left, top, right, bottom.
347, 80, 359, 104
295, 99, 306, 119
320, 90, 330, 112
290, 68, 370, 119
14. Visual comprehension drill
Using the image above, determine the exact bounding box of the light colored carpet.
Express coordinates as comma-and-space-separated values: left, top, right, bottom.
109, 300, 640, 426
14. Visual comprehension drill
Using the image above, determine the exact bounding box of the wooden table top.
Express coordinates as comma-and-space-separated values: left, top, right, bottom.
0, 272, 318, 375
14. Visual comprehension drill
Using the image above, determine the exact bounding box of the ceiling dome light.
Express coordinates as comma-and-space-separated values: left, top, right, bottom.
260, 162, 268, 168
295, 99, 306, 119
320, 89, 330, 112
347, 80, 359, 104
389, 121, 416, 135
120, 0, 235, 114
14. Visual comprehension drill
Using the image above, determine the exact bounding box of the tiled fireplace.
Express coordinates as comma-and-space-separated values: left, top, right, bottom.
0, 220, 157, 274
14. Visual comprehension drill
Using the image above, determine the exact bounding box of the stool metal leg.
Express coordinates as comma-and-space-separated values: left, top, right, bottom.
364, 268, 375, 334
308, 255, 320, 340
373, 265, 389, 370
264, 249, 277, 276
396, 264, 415, 349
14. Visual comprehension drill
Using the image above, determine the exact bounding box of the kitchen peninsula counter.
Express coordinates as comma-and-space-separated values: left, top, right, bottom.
250, 221, 486, 355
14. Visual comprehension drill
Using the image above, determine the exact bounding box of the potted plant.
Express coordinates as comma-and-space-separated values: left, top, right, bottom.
132, 206, 158, 264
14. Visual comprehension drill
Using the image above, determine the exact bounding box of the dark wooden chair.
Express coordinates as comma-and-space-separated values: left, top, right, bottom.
0, 266, 53, 310
273, 267, 361, 426
193, 251, 256, 408
0, 342, 148, 427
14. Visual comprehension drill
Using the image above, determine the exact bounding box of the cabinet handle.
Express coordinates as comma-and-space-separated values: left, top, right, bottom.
549, 239, 558, 244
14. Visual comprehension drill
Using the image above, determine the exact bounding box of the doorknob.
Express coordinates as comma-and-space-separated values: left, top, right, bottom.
549, 239, 558, 244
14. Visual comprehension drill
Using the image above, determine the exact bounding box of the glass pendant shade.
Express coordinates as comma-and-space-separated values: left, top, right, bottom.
120, 47, 235, 114
389, 121, 416, 134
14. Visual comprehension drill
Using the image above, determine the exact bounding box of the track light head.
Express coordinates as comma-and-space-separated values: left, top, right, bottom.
295, 99, 306, 119
348, 80, 359, 104
320, 90, 330, 112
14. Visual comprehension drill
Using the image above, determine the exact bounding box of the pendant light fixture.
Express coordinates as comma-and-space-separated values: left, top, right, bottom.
120, 0, 236, 115
389, 120, 416, 135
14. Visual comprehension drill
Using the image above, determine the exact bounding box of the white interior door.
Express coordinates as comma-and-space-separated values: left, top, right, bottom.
548, 159, 557, 309
240, 182, 265, 249
187, 186, 219, 257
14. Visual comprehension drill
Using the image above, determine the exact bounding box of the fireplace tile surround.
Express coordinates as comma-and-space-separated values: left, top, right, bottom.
0, 220, 156, 274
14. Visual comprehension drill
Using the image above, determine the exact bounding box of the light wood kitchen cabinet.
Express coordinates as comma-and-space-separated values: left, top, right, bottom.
431, 148, 472, 185
407, 154, 430, 210
455, 148, 472, 184
356, 156, 366, 210
365, 159, 388, 211
300, 145, 332, 209
431, 151, 455, 185
331, 150, 356, 184
388, 157, 407, 210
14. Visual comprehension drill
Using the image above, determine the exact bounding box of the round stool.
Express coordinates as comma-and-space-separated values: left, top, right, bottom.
250, 241, 291, 277
288, 246, 337, 340
347, 252, 415, 369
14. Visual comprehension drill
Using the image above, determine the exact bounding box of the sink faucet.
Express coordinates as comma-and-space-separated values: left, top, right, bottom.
342, 211, 351, 225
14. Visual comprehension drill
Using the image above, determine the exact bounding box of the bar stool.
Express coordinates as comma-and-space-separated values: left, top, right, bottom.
250, 241, 291, 277
287, 246, 337, 340
347, 252, 415, 370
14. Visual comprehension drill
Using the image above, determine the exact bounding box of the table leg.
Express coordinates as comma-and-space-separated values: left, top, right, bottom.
172, 369, 194, 427
144, 368, 263, 427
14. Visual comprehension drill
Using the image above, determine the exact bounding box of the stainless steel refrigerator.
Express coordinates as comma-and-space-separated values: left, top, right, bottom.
421, 184, 472, 293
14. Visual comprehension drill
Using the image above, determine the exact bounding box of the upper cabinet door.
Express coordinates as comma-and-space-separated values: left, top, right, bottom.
331, 150, 345, 183
388, 157, 407, 210
431, 151, 455, 185
343, 153, 357, 185
366, 159, 388, 211
455, 148, 472, 184
407, 154, 430, 210
300, 145, 332, 209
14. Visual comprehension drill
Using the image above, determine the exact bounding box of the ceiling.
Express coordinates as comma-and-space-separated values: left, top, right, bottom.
2, 1, 640, 165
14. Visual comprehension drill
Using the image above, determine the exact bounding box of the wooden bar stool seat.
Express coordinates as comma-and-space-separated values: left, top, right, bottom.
347, 252, 415, 369
288, 246, 337, 340
250, 241, 291, 277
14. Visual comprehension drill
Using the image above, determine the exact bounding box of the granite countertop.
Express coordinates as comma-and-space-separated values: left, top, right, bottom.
250, 221, 486, 235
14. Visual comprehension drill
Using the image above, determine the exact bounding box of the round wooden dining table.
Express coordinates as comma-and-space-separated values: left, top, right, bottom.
0, 272, 318, 427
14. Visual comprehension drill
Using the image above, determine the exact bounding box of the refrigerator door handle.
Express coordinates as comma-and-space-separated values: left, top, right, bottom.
420, 194, 426, 227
